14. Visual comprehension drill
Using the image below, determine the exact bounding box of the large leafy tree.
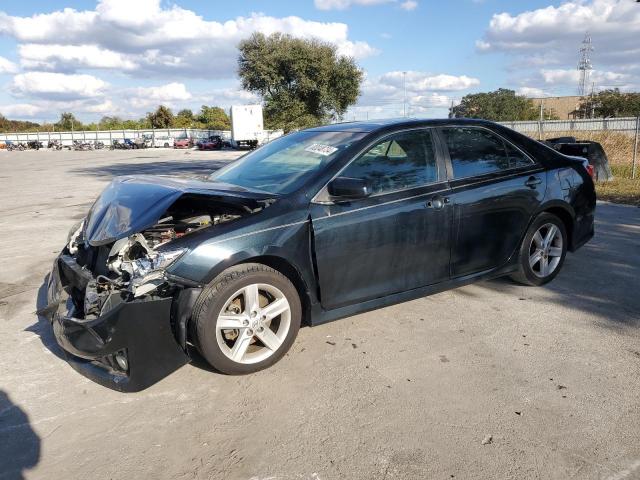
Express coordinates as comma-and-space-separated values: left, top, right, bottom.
580, 89, 640, 118
238, 32, 363, 131
451, 89, 541, 121
147, 105, 175, 128
173, 109, 196, 128
198, 105, 231, 130
56, 112, 83, 131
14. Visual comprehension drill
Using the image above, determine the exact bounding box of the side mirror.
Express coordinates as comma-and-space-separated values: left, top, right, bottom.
327, 177, 371, 201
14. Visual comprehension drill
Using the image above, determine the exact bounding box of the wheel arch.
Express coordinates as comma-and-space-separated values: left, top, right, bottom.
538, 201, 576, 251
237, 255, 312, 327
196, 252, 313, 328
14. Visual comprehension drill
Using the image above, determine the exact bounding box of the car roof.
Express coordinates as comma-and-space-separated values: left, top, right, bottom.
306, 117, 502, 133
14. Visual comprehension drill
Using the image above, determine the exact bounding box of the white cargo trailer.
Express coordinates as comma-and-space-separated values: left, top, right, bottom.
230, 105, 263, 149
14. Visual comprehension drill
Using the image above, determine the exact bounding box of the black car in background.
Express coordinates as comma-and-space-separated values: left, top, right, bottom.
42, 118, 596, 391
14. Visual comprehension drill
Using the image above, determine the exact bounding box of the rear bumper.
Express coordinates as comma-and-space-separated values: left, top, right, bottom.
46, 255, 189, 392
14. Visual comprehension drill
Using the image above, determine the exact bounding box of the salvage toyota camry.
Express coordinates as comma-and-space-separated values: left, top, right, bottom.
42, 119, 596, 391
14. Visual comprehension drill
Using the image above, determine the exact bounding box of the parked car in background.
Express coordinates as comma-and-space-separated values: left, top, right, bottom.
150, 135, 174, 148
174, 137, 192, 149
123, 139, 137, 149
133, 137, 148, 149
42, 118, 596, 391
544, 137, 613, 181
197, 135, 223, 150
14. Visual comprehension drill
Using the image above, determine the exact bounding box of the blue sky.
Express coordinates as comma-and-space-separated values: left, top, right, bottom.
0, 0, 637, 123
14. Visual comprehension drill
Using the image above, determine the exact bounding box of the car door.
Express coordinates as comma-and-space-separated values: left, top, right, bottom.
438, 126, 546, 278
310, 128, 452, 310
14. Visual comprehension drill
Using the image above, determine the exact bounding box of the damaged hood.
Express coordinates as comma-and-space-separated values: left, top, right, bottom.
83, 175, 275, 246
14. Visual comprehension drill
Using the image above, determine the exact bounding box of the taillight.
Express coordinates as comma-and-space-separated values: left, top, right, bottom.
585, 164, 595, 179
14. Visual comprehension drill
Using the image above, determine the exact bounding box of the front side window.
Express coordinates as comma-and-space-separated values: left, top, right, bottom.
442, 127, 532, 179
340, 129, 438, 195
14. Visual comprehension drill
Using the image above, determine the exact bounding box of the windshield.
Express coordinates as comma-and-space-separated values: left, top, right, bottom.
209, 130, 366, 194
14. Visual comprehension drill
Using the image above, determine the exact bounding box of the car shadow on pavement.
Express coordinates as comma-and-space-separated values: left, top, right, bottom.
478, 205, 640, 328
69, 159, 229, 179
0, 390, 41, 480
25, 276, 66, 361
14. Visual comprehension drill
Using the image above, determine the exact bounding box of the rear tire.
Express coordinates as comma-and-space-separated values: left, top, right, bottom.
511, 212, 568, 286
192, 263, 301, 375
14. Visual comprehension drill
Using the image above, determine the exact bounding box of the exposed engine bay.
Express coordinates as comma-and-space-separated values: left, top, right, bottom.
65, 192, 271, 321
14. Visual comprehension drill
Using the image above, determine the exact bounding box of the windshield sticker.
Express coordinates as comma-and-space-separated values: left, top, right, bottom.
304, 144, 339, 156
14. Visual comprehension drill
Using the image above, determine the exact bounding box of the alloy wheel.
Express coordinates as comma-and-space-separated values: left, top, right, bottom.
528, 223, 563, 278
215, 283, 291, 364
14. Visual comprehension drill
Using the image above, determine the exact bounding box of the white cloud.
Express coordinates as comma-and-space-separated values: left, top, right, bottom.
540, 68, 629, 86
0, 56, 18, 74
400, 1, 418, 11
379, 71, 480, 91
0, 98, 120, 119
129, 82, 192, 109
0, 103, 46, 117
18, 44, 137, 72
10, 72, 108, 100
314, 0, 393, 10
478, 0, 640, 68
349, 71, 479, 119
478, 0, 640, 93
516, 87, 546, 98
0, 2, 376, 79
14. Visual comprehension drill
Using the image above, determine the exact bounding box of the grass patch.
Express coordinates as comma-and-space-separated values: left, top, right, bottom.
596, 164, 640, 206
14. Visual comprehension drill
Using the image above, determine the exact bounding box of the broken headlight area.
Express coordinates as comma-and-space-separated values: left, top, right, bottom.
66, 204, 247, 320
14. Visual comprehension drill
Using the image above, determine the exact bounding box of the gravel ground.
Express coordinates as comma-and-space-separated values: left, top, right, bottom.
1, 148, 639, 480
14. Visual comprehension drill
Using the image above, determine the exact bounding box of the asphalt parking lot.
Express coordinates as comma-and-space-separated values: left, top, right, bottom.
1, 148, 639, 480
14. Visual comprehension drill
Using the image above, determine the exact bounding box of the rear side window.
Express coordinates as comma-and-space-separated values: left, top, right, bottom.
442, 127, 532, 179
340, 129, 438, 195
505, 142, 534, 169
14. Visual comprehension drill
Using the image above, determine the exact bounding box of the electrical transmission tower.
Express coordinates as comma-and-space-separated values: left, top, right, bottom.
577, 33, 593, 97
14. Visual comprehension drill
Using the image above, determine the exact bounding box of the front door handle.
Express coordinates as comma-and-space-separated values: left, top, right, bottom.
426, 196, 449, 209
525, 176, 542, 189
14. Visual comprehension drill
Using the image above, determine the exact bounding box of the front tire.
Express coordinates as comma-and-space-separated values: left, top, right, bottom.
192, 263, 301, 375
511, 212, 567, 286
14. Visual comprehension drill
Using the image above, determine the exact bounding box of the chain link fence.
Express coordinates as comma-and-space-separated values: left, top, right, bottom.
0, 128, 285, 148
0, 128, 227, 145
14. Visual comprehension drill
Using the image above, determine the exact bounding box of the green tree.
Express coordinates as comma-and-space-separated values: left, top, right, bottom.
580, 89, 640, 118
98, 116, 125, 130
174, 109, 198, 128
198, 105, 230, 130
56, 112, 83, 131
0, 116, 40, 132
238, 32, 363, 131
451, 89, 540, 121
147, 105, 174, 128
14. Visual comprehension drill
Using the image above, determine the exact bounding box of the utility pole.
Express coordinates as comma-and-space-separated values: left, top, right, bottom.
633, 116, 639, 180
402, 71, 407, 117
538, 99, 544, 140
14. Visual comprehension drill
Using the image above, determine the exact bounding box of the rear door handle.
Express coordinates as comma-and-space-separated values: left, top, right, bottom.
525, 176, 542, 189
426, 196, 449, 209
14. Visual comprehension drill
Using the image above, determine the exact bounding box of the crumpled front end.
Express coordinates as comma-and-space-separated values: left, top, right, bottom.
46, 257, 190, 392
42, 177, 274, 391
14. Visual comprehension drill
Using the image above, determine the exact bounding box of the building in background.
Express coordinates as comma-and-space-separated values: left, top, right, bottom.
529, 96, 582, 120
